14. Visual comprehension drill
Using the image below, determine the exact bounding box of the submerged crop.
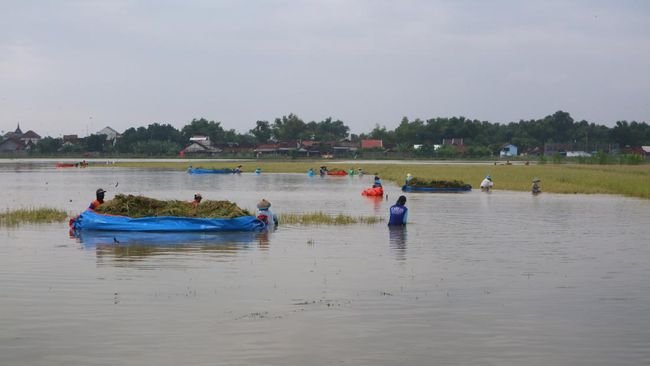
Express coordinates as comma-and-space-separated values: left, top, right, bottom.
279, 212, 383, 225
0, 208, 68, 226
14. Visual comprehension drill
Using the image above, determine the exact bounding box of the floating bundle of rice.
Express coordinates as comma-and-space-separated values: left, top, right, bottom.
95, 194, 252, 218
407, 177, 471, 189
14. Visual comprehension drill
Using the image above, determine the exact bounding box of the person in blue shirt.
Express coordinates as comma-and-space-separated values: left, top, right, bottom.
373, 174, 382, 187
388, 195, 408, 226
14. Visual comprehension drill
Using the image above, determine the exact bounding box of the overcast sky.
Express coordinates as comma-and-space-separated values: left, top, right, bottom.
1, 0, 649, 137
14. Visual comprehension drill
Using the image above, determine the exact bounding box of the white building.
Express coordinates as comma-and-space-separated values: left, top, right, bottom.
96, 126, 119, 141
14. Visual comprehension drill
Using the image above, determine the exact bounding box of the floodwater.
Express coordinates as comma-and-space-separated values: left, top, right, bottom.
1, 162, 649, 366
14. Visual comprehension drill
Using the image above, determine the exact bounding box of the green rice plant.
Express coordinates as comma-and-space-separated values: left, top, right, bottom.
0, 208, 69, 226
279, 212, 383, 225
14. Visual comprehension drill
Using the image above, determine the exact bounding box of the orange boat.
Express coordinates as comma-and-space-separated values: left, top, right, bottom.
327, 169, 348, 176
56, 163, 76, 168
361, 186, 384, 196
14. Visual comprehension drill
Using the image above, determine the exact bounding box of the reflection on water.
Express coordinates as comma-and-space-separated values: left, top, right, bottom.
74, 230, 260, 247
1, 164, 650, 366
388, 226, 407, 260
72, 230, 274, 267
363, 195, 386, 215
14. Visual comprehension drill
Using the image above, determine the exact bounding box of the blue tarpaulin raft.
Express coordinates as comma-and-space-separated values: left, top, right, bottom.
187, 168, 233, 174
401, 184, 472, 193
70, 209, 266, 232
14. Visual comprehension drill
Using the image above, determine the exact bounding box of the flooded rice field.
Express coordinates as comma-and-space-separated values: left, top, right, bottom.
1, 162, 649, 365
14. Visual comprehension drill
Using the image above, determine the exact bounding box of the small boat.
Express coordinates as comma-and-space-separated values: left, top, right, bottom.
70, 209, 266, 232
401, 184, 472, 193
187, 167, 234, 174
56, 163, 76, 168
361, 186, 384, 196
327, 169, 348, 176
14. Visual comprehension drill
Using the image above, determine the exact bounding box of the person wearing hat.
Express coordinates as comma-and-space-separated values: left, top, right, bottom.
191, 193, 202, 208
480, 175, 494, 192
531, 178, 541, 195
405, 173, 413, 185
388, 195, 408, 226
89, 188, 106, 210
256, 199, 278, 227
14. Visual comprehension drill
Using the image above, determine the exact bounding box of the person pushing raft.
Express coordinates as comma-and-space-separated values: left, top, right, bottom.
89, 188, 106, 210
373, 174, 382, 188
256, 199, 278, 228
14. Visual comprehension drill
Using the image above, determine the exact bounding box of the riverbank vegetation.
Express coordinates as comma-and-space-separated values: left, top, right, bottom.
112, 161, 650, 199
0, 208, 69, 226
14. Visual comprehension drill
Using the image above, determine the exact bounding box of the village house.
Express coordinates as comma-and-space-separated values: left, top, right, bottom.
0, 124, 41, 153
442, 137, 466, 154
332, 141, 358, 157
254, 140, 323, 158
360, 139, 383, 150
500, 143, 518, 157
96, 126, 120, 146
179, 135, 222, 156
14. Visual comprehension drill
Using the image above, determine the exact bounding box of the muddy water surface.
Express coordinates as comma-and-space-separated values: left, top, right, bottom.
1, 163, 649, 365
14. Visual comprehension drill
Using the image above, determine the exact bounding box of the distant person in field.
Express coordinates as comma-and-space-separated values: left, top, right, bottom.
191, 193, 202, 208
480, 175, 494, 192
531, 178, 542, 195
373, 174, 382, 188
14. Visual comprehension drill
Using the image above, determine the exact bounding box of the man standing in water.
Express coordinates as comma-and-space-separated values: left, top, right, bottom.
89, 188, 106, 210
388, 195, 408, 226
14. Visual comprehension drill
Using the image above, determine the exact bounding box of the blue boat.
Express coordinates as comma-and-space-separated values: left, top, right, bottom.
187, 167, 233, 174
401, 184, 472, 193
70, 209, 266, 232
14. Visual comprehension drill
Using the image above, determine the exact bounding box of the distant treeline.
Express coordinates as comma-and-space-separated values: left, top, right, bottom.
21, 111, 650, 157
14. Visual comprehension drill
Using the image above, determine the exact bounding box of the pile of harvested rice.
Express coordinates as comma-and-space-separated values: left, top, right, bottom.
407, 177, 471, 189
95, 194, 252, 218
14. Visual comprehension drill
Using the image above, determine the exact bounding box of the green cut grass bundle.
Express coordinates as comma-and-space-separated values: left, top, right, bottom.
95, 194, 252, 218
406, 177, 472, 189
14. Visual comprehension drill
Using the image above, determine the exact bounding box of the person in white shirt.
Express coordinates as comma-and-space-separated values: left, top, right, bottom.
480, 175, 494, 192
256, 199, 278, 228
